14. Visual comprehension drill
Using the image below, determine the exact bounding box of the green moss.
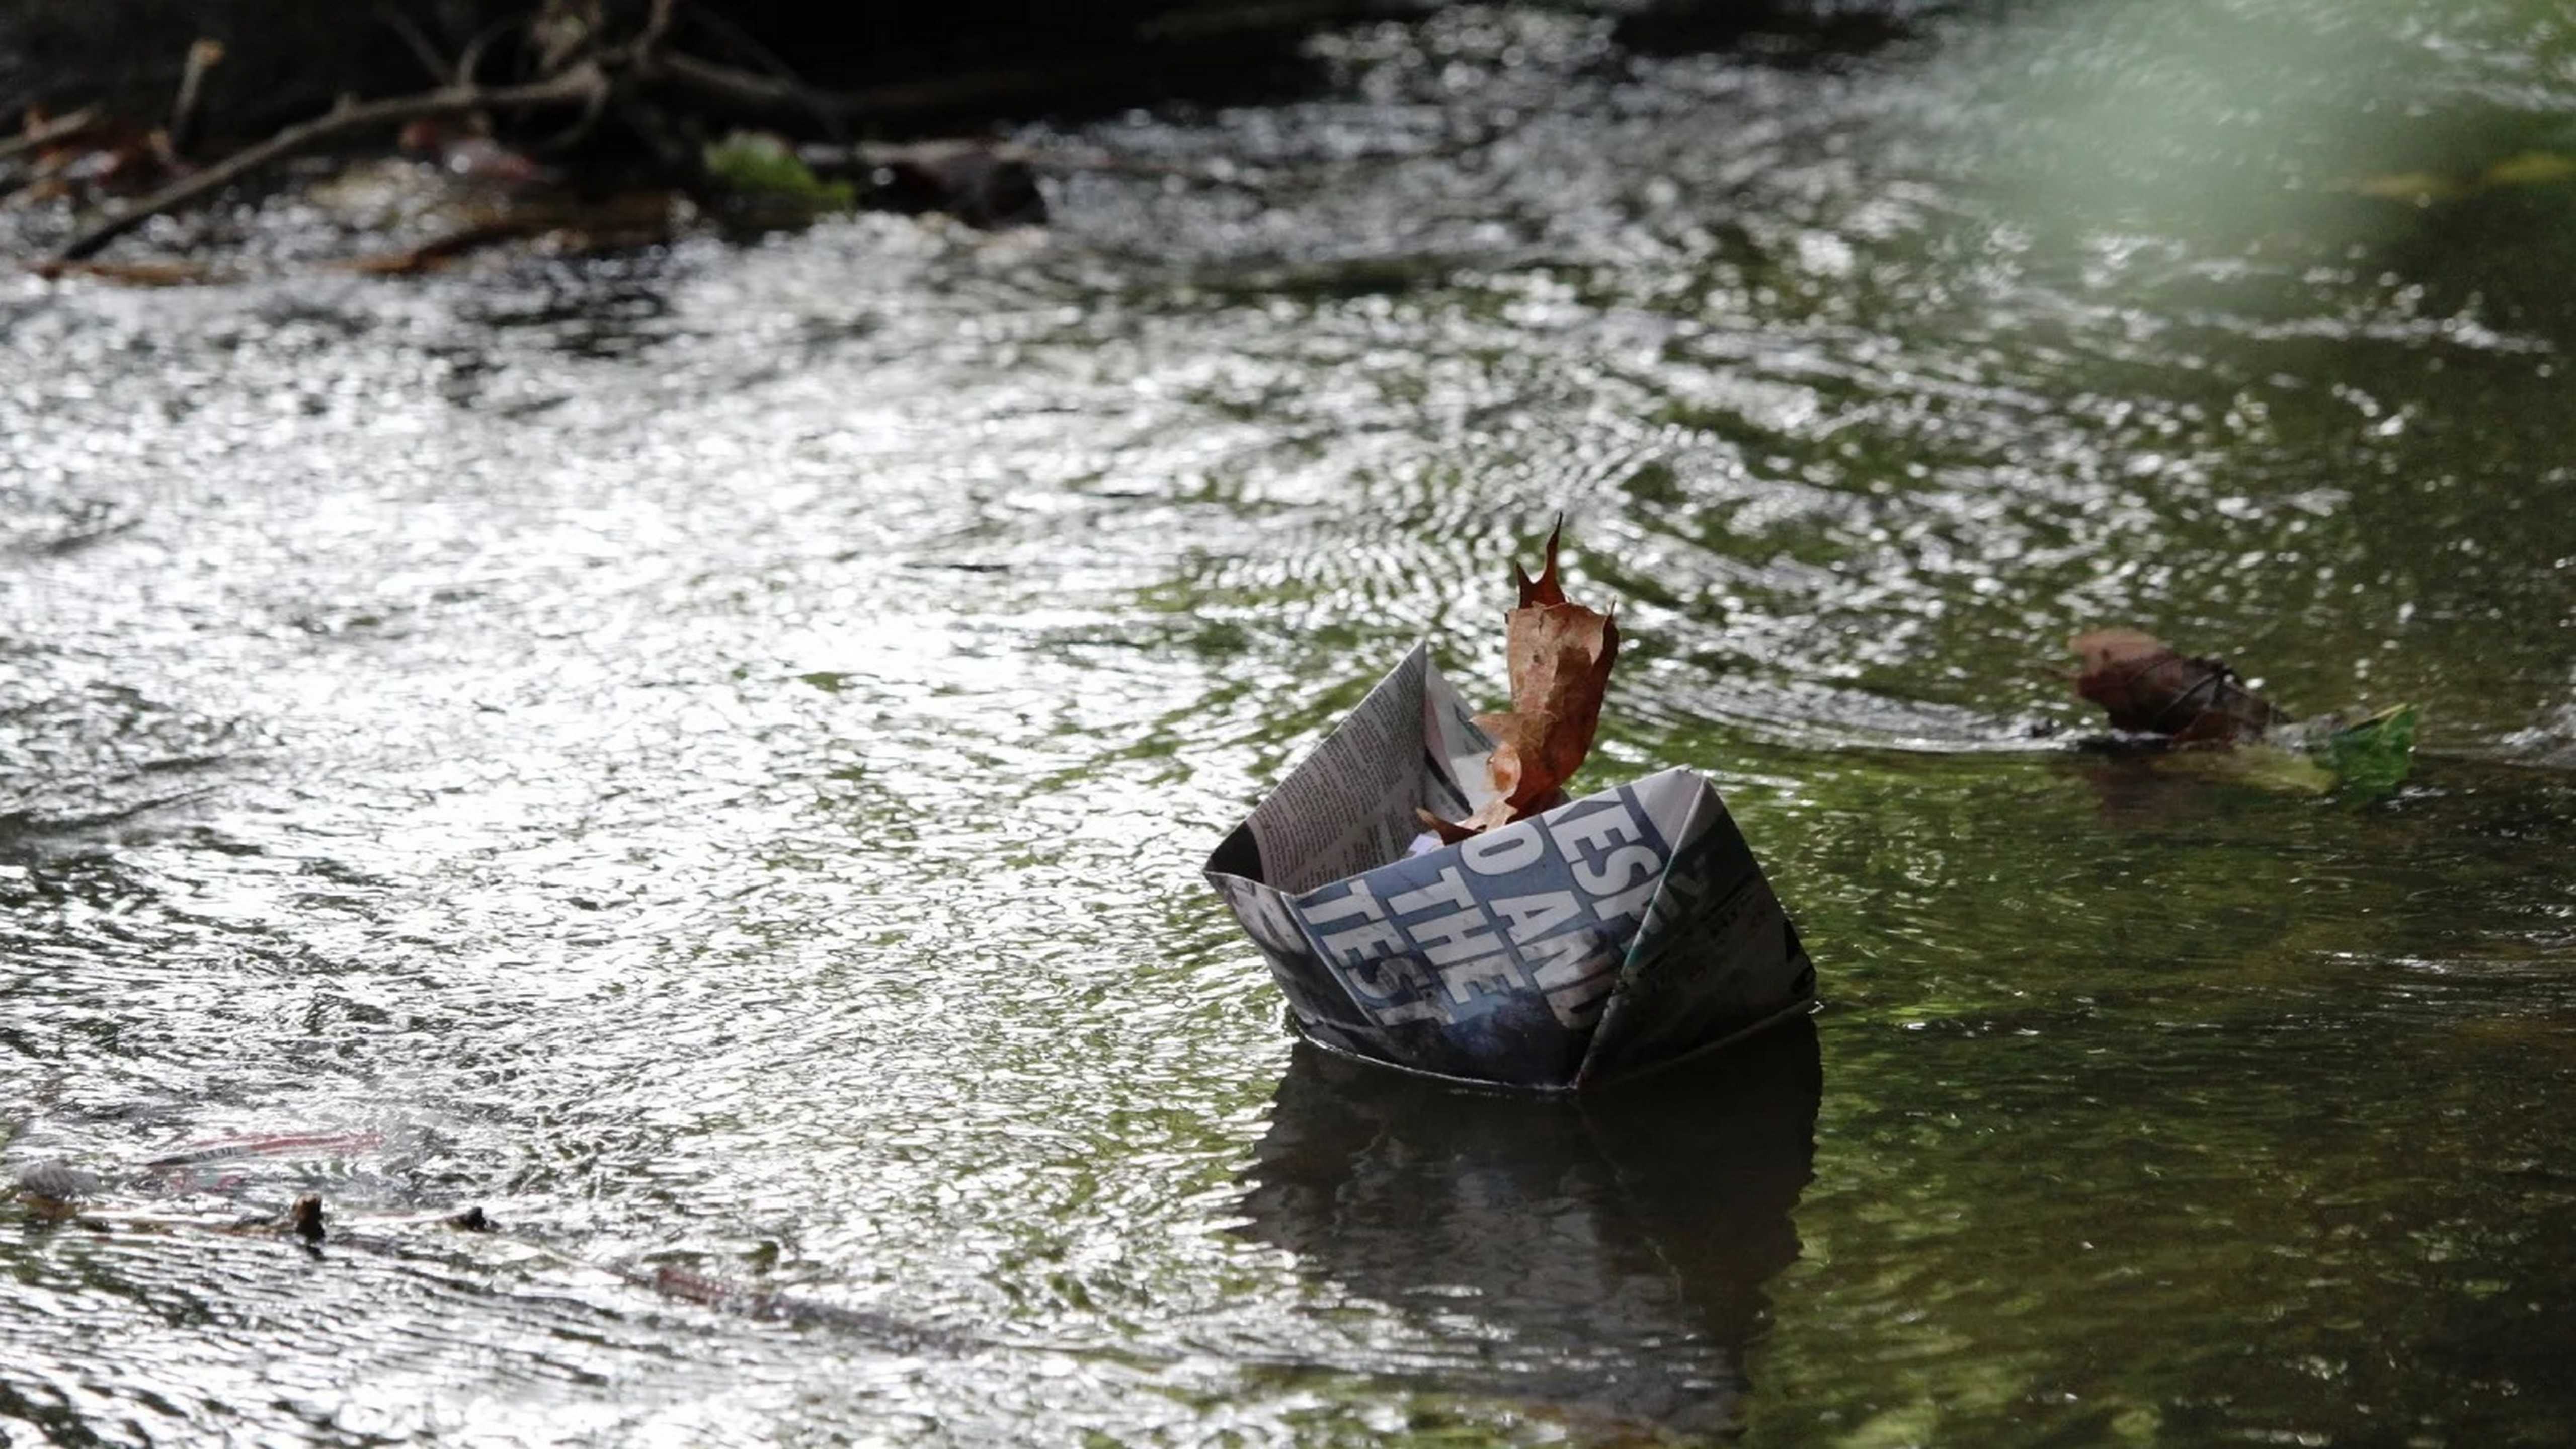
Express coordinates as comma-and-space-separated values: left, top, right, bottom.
702, 133, 855, 216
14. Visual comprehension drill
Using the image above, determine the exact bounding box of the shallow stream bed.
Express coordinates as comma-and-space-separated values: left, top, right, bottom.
8, 2, 2576, 1443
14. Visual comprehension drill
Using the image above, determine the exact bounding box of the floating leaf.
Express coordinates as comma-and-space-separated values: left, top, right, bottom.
2070, 628, 2286, 744
2070, 629, 2416, 793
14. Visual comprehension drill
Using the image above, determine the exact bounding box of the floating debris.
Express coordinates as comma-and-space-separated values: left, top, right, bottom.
2067, 629, 2418, 793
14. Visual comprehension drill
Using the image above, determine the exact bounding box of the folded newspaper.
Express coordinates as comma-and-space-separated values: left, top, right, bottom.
1204, 629, 1815, 1091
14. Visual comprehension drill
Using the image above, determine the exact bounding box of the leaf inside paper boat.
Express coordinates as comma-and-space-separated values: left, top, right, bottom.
1420, 524, 1619, 841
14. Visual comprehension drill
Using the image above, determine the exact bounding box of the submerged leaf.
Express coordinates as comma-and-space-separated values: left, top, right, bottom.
1421, 523, 1620, 840
2353, 150, 2575, 205
2148, 743, 2340, 795
2483, 150, 2576, 188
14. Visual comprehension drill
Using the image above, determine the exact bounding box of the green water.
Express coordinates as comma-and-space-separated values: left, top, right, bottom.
6, 2, 2576, 1443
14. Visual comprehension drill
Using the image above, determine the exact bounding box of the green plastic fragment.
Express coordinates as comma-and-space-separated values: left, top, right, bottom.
2314, 703, 2418, 794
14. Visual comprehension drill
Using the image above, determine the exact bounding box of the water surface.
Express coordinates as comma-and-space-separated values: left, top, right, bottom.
7, 2, 2576, 1443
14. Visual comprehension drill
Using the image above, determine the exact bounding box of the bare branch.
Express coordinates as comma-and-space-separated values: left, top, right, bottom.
456, 13, 533, 90
45, 65, 607, 266
651, 51, 1105, 128
0, 107, 103, 165
167, 39, 228, 157
529, 68, 614, 155
373, 4, 456, 86
635, 0, 680, 59
652, 50, 842, 114
665, 7, 847, 143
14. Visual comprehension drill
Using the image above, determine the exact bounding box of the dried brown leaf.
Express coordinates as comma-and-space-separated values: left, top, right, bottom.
2070, 628, 2288, 744
1422, 522, 1621, 839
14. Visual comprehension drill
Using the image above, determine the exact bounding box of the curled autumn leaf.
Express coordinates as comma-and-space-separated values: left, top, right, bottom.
2069, 628, 2287, 744
1420, 523, 1620, 841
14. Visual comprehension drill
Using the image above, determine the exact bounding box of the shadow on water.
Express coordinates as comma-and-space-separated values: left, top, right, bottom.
1236, 1016, 1822, 1437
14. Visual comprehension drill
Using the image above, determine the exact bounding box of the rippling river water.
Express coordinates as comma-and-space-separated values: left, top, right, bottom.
7, 2, 2576, 1443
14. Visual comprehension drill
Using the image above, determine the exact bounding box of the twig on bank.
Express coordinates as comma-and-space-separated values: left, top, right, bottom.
652, 50, 856, 116
0, 107, 102, 164
636, 0, 680, 61
455, 13, 532, 91
375, 4, 458, 87
678, 4, 847, 144
653, 51, 1102, 127
167, 39, 227, 157
32, 0, 1147, 268
531, 73, 613, 155
44, 64, 606, 266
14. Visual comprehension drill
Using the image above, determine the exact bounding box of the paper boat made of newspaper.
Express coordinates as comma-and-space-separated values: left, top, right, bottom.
1205, 643, 1815, 1092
